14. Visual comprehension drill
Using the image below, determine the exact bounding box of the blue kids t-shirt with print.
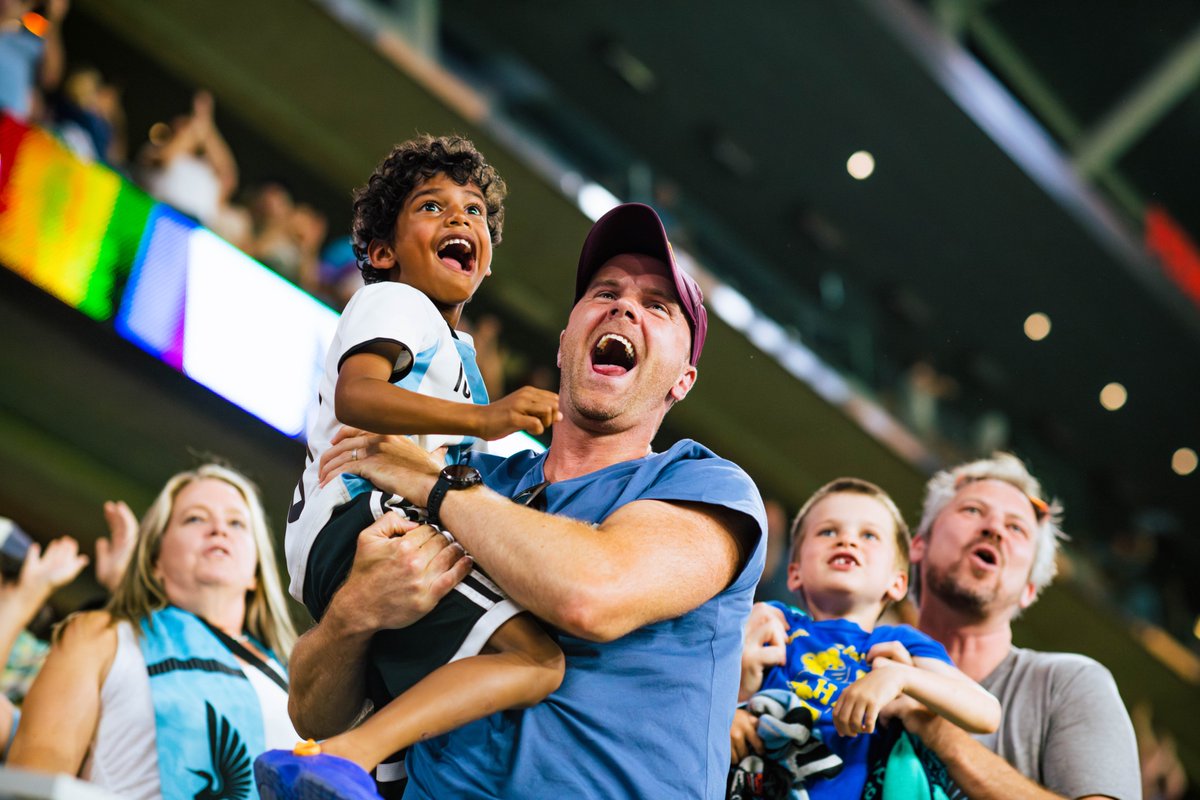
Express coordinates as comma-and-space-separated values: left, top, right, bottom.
760, 603, 953, 800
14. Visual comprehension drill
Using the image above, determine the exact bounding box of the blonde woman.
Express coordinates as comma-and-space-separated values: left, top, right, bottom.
10, 463, 299, 800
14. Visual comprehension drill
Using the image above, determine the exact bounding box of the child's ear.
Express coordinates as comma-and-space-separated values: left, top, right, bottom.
786, 560, 804, 593
368, 238, 397, 273
884, 568, 908, 604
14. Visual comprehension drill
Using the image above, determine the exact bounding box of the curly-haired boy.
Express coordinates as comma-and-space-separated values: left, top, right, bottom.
258, 135, 563, 799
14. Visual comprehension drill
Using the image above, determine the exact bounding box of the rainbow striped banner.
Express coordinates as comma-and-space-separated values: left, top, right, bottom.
0, 115, 152, 321
0, 114, 337, 437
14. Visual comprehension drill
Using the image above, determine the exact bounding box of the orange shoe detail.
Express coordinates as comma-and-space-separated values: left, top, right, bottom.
293, 739, 322, 756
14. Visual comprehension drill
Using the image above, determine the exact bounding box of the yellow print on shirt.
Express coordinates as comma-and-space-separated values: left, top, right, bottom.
788, 644, 868, 716
798, 644, 862, 680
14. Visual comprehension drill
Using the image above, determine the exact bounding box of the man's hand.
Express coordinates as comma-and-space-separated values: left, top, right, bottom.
95, 501, 137, 593
288, 511, 473, 738
879, 692, 926, 729
740, 603, 788, 700
330, 511, 472, 635
475, 386, 561, 439
730, 707, 763, 764
832, 661, 908, 737
319, 427, 442, 504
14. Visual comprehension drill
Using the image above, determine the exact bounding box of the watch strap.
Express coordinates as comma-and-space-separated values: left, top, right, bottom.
427, 473, 453, 529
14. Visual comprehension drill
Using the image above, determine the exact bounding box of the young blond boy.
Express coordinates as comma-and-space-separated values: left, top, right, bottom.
735, 478, 999, 799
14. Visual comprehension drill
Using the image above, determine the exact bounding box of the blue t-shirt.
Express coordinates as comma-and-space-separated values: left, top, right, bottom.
403, 439, 767, 799
760, 603, 952, 800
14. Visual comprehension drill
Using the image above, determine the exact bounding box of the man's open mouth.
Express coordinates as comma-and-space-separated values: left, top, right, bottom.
592, 333, 637, 373
437, 237, 475, 272
971, 545, 999, 567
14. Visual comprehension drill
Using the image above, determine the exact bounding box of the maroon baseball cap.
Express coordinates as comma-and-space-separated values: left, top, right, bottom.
574, 203, 708, 365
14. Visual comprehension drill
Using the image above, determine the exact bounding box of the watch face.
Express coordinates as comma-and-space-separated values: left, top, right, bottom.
442, 464, 482, 486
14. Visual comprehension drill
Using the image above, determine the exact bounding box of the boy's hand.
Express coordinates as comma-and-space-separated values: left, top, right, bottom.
476, 386, 560, 439
739, 602, 788, 700
865, 640, 913, 668
832, 661, 908, 737
729, 707, 764, 764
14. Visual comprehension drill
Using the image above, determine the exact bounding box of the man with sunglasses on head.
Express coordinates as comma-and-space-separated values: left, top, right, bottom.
286, 203, 767, 800
898, 453, 1140, 799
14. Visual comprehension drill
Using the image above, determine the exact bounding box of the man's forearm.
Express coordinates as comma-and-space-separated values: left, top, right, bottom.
908, 713, 1064, 800
440, 486, 744, 642
287, 600, 374, 740
440, 485, 617, 633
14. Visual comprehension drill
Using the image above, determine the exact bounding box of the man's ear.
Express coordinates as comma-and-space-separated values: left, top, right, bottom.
368, 238, 397, 273
909, 533, 927, 565
557, 330, 565, 369
1017, 580, 1037, 611
668, 365, 698, 403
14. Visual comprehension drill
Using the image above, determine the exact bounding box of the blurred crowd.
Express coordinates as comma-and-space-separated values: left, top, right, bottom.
1, 0, 358, 311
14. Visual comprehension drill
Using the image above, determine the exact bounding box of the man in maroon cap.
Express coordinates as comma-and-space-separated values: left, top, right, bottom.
288, 203, 768, 799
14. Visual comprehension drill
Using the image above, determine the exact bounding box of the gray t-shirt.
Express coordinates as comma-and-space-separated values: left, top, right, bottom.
974, 646, 1141, 799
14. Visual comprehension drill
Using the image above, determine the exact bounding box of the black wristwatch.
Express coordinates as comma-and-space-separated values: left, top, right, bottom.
426, 464, 482, 529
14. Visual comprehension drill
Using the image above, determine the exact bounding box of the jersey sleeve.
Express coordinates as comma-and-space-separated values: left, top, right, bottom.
336, 284, 439, 373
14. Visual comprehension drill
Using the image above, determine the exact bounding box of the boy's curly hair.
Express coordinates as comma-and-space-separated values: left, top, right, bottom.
352, 134, 507, 284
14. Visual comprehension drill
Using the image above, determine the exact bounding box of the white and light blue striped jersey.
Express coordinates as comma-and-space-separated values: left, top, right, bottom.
284, 282, 489, 599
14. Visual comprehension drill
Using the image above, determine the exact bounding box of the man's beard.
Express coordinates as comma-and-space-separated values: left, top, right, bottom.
924, 559, 997, 618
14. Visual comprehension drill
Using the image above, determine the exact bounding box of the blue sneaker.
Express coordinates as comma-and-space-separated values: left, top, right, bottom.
255, 741, 381, 800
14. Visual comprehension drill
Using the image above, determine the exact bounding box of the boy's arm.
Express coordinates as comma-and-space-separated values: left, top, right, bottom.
901, 656, 1001, 732
335, 347, 558, 440
833, 653, 1000, 737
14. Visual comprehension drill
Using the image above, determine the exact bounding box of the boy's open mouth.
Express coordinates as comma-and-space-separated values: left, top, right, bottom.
591, 333, 637, 374
828, 552, 860, 567
437, 237, 475, 272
